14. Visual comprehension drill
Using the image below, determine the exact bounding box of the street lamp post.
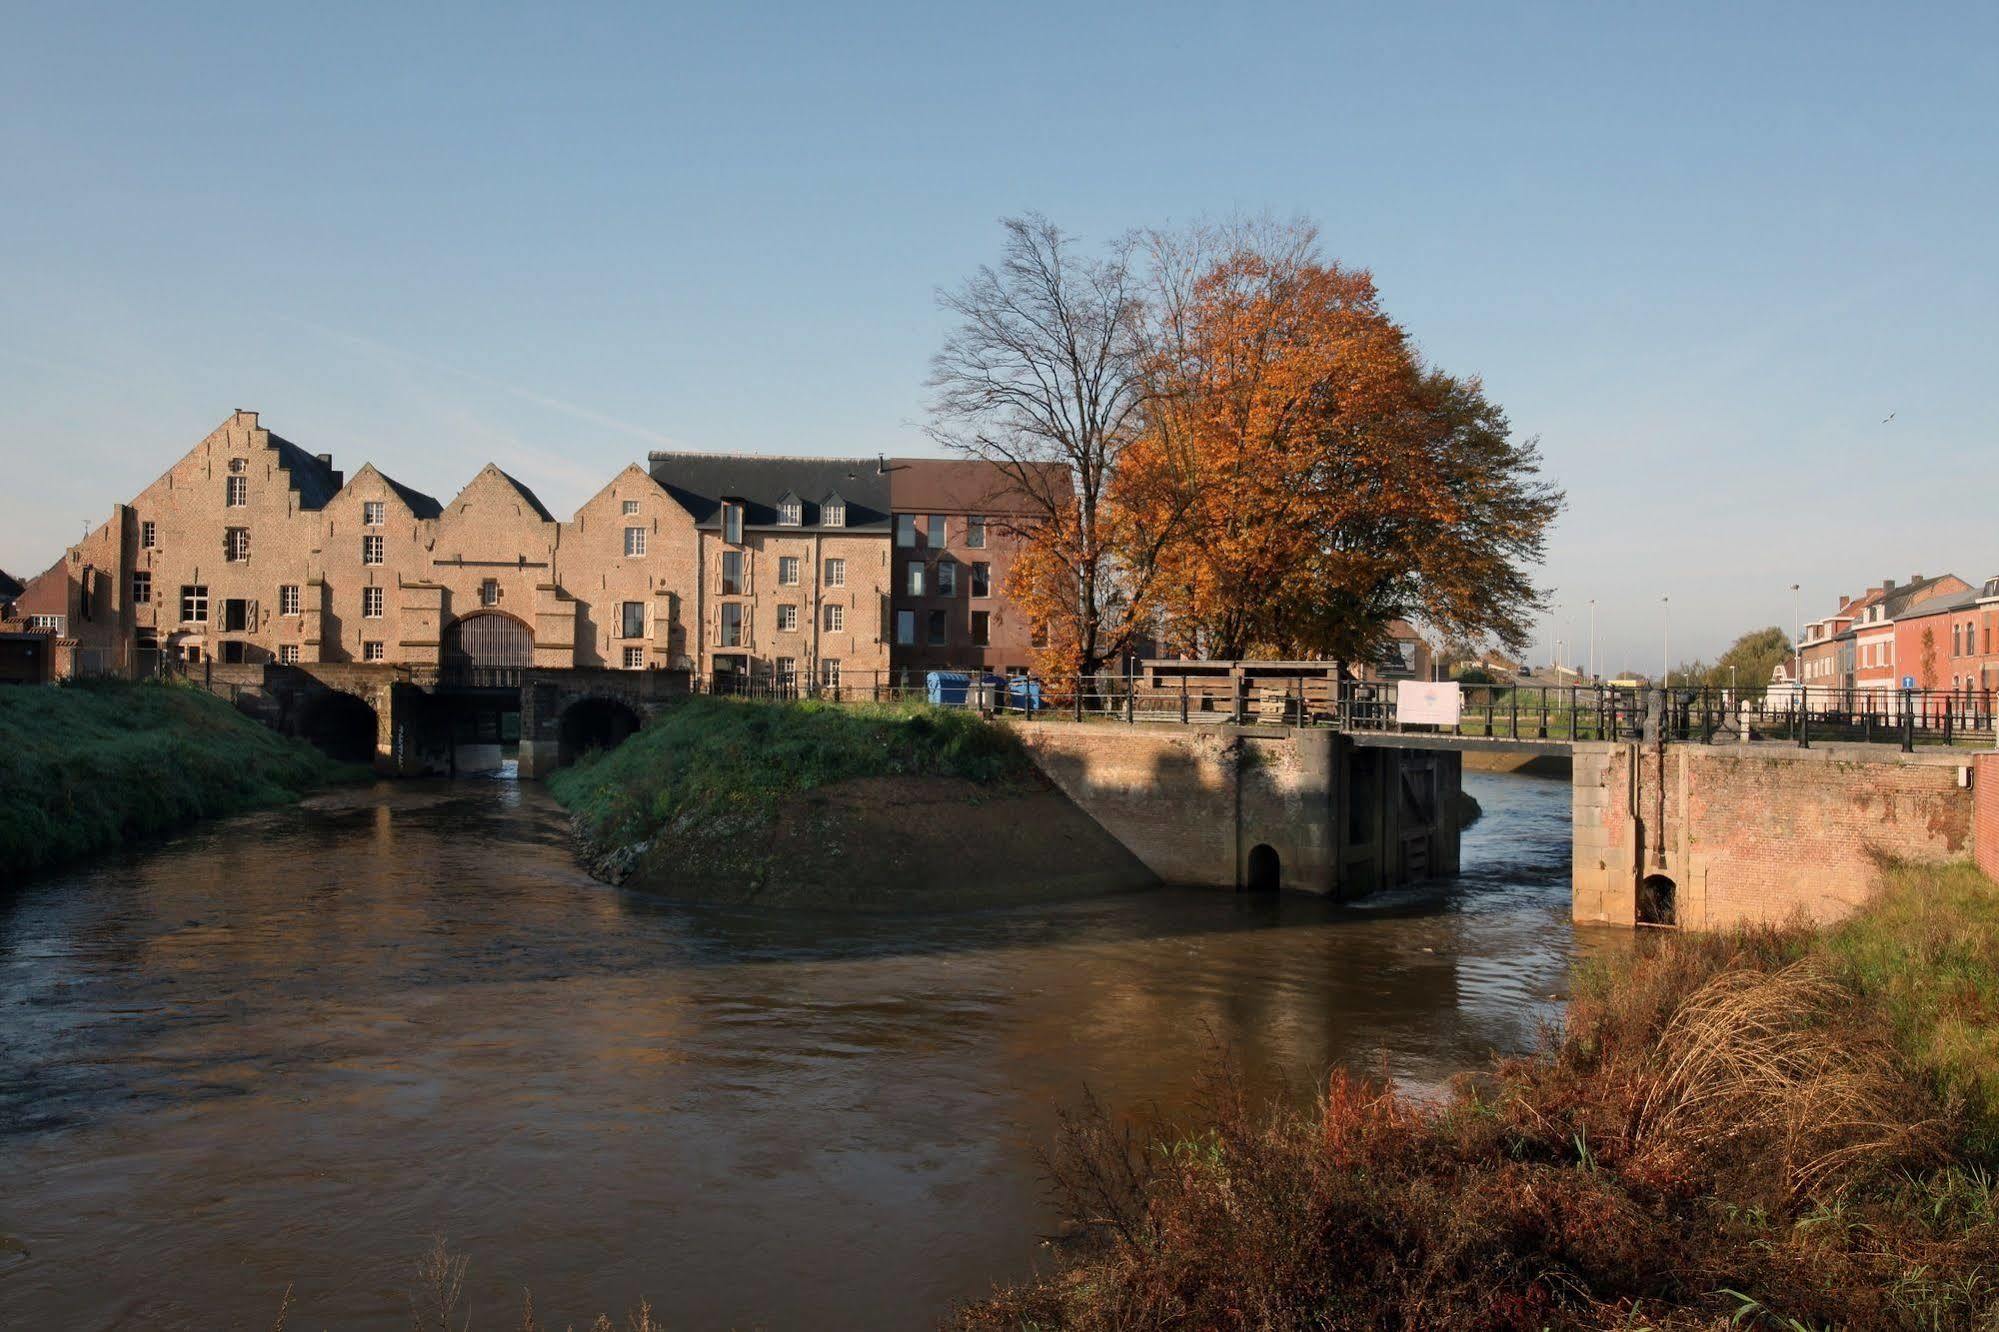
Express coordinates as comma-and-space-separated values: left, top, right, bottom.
1661, 596, 1671, 689
1791, 583, 1802, 708
1588, 599, 1597, 683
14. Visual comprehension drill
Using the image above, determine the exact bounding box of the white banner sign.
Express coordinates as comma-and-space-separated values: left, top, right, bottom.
1396, 680, 1461, 726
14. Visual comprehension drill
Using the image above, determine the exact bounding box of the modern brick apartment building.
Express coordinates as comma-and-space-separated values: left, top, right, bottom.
4, 410, 1047, 690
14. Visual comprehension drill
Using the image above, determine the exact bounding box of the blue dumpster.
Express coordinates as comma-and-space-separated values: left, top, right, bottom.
925, 671, 970, 706
1006, 676, 1044, 713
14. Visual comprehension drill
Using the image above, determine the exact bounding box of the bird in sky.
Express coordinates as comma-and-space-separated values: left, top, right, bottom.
1883, 412, 1896, 423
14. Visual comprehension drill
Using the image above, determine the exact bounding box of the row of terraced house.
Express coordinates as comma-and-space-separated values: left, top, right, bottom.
0, 410, 1058, 689
1785, 571, 1999, 711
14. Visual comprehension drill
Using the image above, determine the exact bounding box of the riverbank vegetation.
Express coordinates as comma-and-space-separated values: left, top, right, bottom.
0, 679, 358, 881
957, 859, 1999, 1330
547, 696, 1155, 907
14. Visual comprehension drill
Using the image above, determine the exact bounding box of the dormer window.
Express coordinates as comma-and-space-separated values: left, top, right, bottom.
778, 495, 802, 526
823, 496, 845, 528
722, 501, 744, 545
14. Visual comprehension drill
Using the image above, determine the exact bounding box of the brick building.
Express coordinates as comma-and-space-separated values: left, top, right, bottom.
5, 410, 1052, 691
883, 457, 1053, 676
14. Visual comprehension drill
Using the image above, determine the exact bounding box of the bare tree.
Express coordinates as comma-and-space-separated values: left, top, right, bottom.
927, 214, 1166, 677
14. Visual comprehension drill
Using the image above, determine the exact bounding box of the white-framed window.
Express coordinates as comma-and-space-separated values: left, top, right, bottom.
363, 500, 385, 527
906, 563, 925, 596
777, 604, 798, 632
823, 498, 845, 528
622, 498, 640, 516
778, 555, 800, 585
279, 584, 300, 616
824, 558, 845, 587
180, 585, 207, 623
928, 515, 947, 547
820, 658, 842, 688
623, 645, 645, 669
229, 457, 246, 473
776, 656, 797, 687
279, 644, 301, 665
778, 497, 801, 526
720, 601, 744, 647
226, 475, 248, 507
621, 601, 646, 638
480, 578, 501, 607
362, 586, 384, 619
722, 502, 743, 545
224, 528, 250, 562
824, 603, 844, 633
27, 614, 63, 632
140, 520, 156, 549
362, 534, 384, 565
971, 561, 990, 597
624, 526, 647, 557
896, 609, 916, 646
966, 516, 986, 548
131, 571, 151, 604
895, 515, 916, 547
363, 641, 385, 662
937, 561, 956, 596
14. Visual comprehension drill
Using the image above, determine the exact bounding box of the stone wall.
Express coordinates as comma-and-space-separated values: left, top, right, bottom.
1575, 741, 1976, 928
1009, 721, 1459, 895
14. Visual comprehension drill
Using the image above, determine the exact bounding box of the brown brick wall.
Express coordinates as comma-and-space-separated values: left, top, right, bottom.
1575, 741, 1976, 928
1975, 753, 1999, 882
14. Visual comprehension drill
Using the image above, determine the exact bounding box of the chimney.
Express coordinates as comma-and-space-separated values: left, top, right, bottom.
315, 452, 334, 467
1910, 573, 1925, 585
1882, 578, 1897, 591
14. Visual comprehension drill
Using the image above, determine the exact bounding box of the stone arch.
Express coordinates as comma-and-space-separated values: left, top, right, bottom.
443, 610, 534, 682
298, 689, 379, 765
1245, 842, 1282, 892
1638, 873, 1678, 928
558, 693, 644, 764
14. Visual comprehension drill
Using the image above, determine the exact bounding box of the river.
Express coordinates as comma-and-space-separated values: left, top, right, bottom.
0, 768, 1612, 1329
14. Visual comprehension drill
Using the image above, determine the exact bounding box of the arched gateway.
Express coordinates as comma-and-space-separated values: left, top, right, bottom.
443, 611, 533, 685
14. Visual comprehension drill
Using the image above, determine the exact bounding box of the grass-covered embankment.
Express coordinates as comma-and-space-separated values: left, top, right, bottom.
0, 678, 357, 881
959, 860, 1999, 1330
548, 696, 1153, 908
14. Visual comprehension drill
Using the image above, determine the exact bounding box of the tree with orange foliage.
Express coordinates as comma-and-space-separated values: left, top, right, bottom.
1126, 220, 1560, 667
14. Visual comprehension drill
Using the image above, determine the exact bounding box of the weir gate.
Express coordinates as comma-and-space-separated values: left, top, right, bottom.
181, 665, 1996, 923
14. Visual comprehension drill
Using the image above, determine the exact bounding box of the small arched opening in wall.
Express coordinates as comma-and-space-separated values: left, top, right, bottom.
1245, 843, 1282, 892
1638, 874, 1678, 928
298, 690, 378, 765
558, 696, 644, 766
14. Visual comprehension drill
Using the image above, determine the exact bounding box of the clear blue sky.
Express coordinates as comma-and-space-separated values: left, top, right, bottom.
3, 2, 1992, 670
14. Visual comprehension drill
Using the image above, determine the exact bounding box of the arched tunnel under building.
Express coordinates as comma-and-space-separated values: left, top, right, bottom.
297, 691, 378, 765
558, 697, 644, 764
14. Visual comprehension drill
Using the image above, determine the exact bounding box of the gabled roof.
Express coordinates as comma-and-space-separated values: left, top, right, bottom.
885, 456, 1067, 515
378, 470, 443, 520
1878, 574, 1967, 621
1895, 588, 1979, 622
342, 464, 443, 520
646, 452, 891, 533
446, 464, 555, 522
265, 431, 344, 510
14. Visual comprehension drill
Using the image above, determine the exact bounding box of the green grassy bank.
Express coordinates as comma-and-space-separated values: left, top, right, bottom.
958, 860, 1999, 1331
0, 679, 357, 881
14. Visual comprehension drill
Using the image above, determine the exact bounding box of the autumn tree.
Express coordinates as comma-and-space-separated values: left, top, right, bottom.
927, 215, 1173, 677
1127, 220, 1561, 667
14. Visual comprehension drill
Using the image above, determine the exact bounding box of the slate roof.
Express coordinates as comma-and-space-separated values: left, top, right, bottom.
646, 453, 891, 533
1878, 575, 1967, 620
1894, 587, 1979, 621
0, 569, 22, 602
491, 468, 554, 522
266, 432, 344, 510
377, 470, 443, 520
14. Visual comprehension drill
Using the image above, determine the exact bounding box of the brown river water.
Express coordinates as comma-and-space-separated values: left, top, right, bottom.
0, 769, 1615, 1329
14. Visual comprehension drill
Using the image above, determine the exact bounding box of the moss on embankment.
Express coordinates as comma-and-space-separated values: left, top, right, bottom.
957, 859, 1999, 1330
0, 679, 358, 881
548, 696, 1155, 909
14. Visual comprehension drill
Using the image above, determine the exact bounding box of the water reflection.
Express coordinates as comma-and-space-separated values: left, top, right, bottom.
0, 769, 1606, 1329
